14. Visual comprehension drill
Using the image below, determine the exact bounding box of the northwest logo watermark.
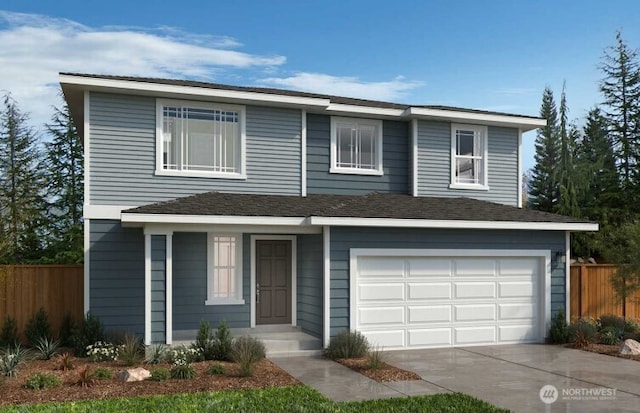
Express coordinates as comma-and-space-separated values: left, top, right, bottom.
539, 384, 617, 404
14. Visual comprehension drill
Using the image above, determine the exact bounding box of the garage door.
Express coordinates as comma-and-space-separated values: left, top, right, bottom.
353, 253, 543, 349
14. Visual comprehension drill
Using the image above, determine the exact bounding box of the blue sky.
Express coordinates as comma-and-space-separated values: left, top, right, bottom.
1, 1, 639, 170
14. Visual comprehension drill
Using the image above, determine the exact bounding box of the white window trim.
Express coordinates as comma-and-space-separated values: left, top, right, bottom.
329, 116, 383, 176
155, 99, 247, 179
449, 123, 489, 190
205, 233, 245, 306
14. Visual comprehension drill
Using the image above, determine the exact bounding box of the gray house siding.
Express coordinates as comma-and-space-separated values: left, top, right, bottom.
296, 234, 323, 338
172, 232, 251, 331
89, 92, 302, 206
417, 121, 519, 206
328, 227, 566, 337
89, 220, 145, 335
306, 114, 409, 194
150, 235, 166, 343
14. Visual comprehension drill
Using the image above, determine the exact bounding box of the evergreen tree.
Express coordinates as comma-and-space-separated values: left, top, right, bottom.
0, 94, 47, 263
43, 100, 84, 263
529, 87, 560, 213
599, 31, 640, 209
555, 83, 580, 217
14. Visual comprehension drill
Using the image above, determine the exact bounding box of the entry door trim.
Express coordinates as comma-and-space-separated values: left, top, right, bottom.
250, 235, 297, 328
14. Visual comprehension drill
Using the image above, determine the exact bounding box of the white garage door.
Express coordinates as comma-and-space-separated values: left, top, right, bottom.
353, 253, 544, 349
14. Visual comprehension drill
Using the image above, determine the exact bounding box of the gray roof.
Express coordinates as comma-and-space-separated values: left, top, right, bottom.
124, 192, 590, 224
60, 72, 542, 120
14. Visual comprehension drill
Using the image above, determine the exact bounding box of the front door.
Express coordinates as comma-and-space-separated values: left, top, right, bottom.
256, 240, 292, 324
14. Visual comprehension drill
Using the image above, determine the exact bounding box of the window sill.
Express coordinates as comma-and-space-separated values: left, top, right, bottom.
329, 167, 383, 176
449, 183, 490, 191
155, 169, 247, 180
204, 298, 246, 306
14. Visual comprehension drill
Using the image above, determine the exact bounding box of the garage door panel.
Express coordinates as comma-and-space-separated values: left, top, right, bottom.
407, 259, 452, 277
408, 328, 452, 347
455, 304, 496, 322
454, 259, 496, 276
499, 258, 539, 276
408, 282, 451, 300
408, 305, 451, 323
499, 325, 538, 342
499, 303, 536, 320
359, 283, 404, 301
361, 330, 405, 348
358, 258, 404, 277
359, 307, 403, 325
499, 281, 535, 298
454, 326, 496, 345
454, 282, 496, 299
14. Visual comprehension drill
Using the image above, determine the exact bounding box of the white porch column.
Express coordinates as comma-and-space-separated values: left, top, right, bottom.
144, 233, 151, 345
166, 232, 173, 344
323, 226, 331, 347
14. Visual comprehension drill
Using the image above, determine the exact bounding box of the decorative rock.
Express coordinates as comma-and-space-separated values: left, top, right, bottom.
116, 367, 151, 382
588, 257, 597, 264
619, 339, 640, 356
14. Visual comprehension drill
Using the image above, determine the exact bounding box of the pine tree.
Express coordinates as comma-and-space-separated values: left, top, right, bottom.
43, 100, 84, 263
599, 31, 640, 209
555, 83, 580, 217
0, 94, 47, 263
529, 87, 560, 213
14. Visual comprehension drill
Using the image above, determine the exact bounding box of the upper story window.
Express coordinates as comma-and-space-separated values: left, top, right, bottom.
450, 124, 489, 190
330, 117, 383, 175
156, 100, 246, 179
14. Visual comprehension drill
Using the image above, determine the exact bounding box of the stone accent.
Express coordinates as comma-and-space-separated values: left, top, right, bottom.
116, 367, 151, 382
619, 339, 640, 356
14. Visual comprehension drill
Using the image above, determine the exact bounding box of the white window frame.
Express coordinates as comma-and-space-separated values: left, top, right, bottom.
330, 116, 383, 176
449, 123, 489, 190
205, 233, 245, 305
155, 99, 247, 179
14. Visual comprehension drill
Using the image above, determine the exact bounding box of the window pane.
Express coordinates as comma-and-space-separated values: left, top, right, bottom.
457, 158, 474, 183
212, 236, 237, 299
163, 107, 181, 169
337, 124, 354, 167
359, 126, 375, 168
457, 130, 475, 156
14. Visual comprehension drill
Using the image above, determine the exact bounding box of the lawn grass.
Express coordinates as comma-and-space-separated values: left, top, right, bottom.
0, 385, 507, 413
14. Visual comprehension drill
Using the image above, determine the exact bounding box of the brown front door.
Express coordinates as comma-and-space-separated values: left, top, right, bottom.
256, 240, 292, 324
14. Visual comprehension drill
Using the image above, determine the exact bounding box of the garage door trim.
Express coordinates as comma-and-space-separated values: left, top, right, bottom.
349, 249, 551, 347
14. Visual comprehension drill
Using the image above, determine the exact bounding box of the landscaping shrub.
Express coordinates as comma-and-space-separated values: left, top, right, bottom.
118, 333, 143, 366
214, 320, 233, 361
145, 344, 168, 365
58, 313, 76, 347
104, 330, 128, 346
169, 346, 201, 365
0, 344, 31, 377
325, 330, 370, 359
57, 352, 74, 371
231, 336, 265, 377
76, 366, 96, 388
150, 367, 171, 381
24, 307, 52, 345
569, 318, 599, 348
33, 336, 61, 360
24, 373, 61, 389
367, 345, 385, 370
599, 314, 626, 333
0, 316, 19, 348
70, 313, 105, 356
549, 308, 570, 344
624, 318, 639, 336
192, 320, 216, 360
94, 367, 113, 380
600, 326, 622, 345
86, 341, 118, 362
207, 364, 226, 375
170, 364, 196, 379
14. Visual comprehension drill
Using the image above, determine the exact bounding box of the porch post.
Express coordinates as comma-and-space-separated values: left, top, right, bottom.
166, 232, 173, 344
323, 226, 331, 347
144, 233, 151, 345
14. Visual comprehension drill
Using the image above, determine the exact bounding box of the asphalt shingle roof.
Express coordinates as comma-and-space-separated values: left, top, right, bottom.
124, 192, 590, 224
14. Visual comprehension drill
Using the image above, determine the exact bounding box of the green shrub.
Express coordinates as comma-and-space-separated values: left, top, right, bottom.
76, 366, 96, 388
171, 364, 196, 379
33, 336, 61, 360
325, 330, 370, 359
58, 313, 76, 347
193, 320, 216, 360
600, 326, 622, 345
569, 318, 599, 348
94, 367, 113, 380
70, 313, 105, 356
0, 345, 31, 377
145, 344, 168, 365
118, 333, 143, 366
231, 336, 265, 377
207, 364, 226, 375
549, 308, 570, 344
24, 373, 61, 389
150, 367, 171, 381
624, 318, 640, 336
169, 346, 201, 365
599, 314, 626, 332
214, 320, 233, 361
367, 345, 385, 370
0, 316, 19, 348
25, 307, 52, 345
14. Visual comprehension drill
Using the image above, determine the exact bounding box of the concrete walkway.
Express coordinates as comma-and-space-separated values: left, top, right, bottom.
272, 344, 640, 412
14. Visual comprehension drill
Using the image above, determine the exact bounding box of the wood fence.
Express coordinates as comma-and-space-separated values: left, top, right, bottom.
570, 264, 640, 320
0, 265, 83, 340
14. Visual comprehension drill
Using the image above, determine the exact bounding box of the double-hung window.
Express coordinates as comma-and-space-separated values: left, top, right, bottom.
157, 100, 246, 179
450, 124, 488, 189
205, 234, 244, 305
330, 117, 383, 175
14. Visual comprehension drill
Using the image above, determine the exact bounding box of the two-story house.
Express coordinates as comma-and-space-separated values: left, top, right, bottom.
60, 73, 597, 350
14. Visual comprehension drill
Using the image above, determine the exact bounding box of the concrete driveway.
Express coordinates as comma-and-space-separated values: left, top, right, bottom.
386, 344, 640, 412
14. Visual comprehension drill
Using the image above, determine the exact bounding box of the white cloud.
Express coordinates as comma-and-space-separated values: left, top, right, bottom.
0, 11, 285, 131
259, 72, 424, 102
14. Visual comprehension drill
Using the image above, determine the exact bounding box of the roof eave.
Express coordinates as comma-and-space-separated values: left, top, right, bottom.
404, 107, 546, 132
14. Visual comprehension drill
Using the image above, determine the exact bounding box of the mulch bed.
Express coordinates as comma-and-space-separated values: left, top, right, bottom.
575, 343, 640, 361
0, 356, 299, 406
334, 357, 421, 382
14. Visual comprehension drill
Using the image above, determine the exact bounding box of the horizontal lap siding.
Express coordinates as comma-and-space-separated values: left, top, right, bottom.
89, 92, 301, 205
89, 220, 145, 335
296, 234, 323, 338
329, 227, 566, 337
417, 121, 518, 206
172, 233, 250, 330
306, 114, 409, 194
